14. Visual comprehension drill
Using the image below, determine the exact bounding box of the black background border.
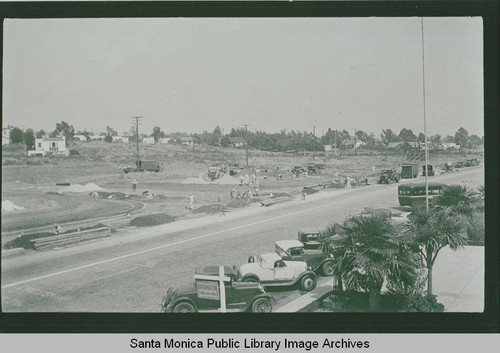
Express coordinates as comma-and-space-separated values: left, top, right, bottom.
0, 1, 498, 333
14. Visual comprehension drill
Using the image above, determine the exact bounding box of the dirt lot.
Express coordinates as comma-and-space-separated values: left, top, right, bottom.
2, 141, 481, 234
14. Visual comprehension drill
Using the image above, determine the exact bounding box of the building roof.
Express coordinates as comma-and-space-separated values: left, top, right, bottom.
39, 137, 65, 141
179, 136, 193, 142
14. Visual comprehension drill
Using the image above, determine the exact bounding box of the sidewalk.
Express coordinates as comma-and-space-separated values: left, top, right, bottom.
432, 245, 484, 312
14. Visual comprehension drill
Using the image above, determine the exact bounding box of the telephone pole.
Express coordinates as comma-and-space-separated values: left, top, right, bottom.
132, 116, 142, 162
312, 125, 316, 161
244, 124, 249, 167
354, 128, 357, 155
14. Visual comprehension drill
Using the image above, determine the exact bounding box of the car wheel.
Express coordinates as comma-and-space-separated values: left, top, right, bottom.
300, 275, 317, 291
173, 302, 196, 313
243, 276, 259, 283
322, 261, 335, 276
251, 298, 273, 313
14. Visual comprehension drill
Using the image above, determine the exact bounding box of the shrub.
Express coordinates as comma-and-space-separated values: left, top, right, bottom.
69, 149, 80, 156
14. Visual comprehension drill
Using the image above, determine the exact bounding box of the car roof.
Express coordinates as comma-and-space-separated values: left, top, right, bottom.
194, 265, 236, 276
298, 228, 322, 235
275, 240, 304, 251
260, 252, 282, 263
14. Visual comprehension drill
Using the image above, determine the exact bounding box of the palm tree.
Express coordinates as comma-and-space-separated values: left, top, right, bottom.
433, 184, 479, 219
407, 207, 467, 295
325, 215, 419, 311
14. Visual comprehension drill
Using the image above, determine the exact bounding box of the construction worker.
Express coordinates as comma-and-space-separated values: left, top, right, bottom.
188, 193, 195, 210
55, 223, 62, 234
132, 179, 137, 191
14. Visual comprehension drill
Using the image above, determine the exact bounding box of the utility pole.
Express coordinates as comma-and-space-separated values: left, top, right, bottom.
354, 128, 357, 155
421, 18, 429, 213
132, 116, 142, 163
244, 124, 249, 167
312, 125, 316, 161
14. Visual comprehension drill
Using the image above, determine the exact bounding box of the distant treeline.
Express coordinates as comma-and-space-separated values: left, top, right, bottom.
5, 121, 484, 153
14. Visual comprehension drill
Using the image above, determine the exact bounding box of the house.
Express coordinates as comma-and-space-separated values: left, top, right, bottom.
2, 127, 13, 145
387, 142, 402, 149
342, 139, 365, 149
441, 142, 459, 150
142, 136, 155, 144
112, 136, 129, 143
323, 144, 332, 152
73, 135, 88, 142
160, 137, 172, 144
28, 136, 69, 156
228, 137, 246, 148
179, 136, 194, 147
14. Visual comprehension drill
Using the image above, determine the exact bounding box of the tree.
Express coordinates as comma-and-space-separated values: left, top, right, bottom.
210, 126, 223, 146
407, 207, 467, 295
398, 128, 416, 142
444, 135, 455, 143
104, 135, 113, 143
220, 135, 232, 147
454, 127, 469, 148
9, 128, 24, 144
324, 215, 419, 311
417, 133, 425, 143
430, 134, 442, 145
380, 129, 399, 145
24, 129, 35, 150
106, 125, 118, 137
355, 130, 368, 143
469, 134, 482, 148
152, 126, 165, 143
433, 184, 480, 220
35, 129, 46, 138
55, 121, 75, 140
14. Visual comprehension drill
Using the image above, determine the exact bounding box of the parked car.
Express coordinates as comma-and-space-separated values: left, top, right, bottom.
161, 266, 275, 313
297, 228, 324, 249
454, 161, 465, 169
274, 240, 335, 276
238, 253, 317, 291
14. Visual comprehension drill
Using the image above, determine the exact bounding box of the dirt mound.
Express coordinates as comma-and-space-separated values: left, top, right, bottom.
63, 183, 104, 193
182, 177, 209, 184
2, 200, 25, 212
212, 175, 239, 185
193, 204, 227, 214
129, 214, 175, 227
226, 198, 252, 208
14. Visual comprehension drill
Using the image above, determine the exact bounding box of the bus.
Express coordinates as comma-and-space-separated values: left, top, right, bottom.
398, 182, 448, 207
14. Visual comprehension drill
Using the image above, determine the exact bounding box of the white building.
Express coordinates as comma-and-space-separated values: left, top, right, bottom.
2, 127, 13, 145
179, 136, 194, 147
28, 136, 69, 156
112, 136, 129, 143
160, 137, 172, 144
441, 142, 459, 150
142, 136, 155, 144
73, 135, 88, 142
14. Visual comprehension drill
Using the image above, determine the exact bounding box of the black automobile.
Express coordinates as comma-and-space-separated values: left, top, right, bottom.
274, 240, 335, 276
161, 266, 275, 313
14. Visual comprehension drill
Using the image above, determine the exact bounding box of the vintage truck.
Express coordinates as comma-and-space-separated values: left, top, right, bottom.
400, 163, 419, 179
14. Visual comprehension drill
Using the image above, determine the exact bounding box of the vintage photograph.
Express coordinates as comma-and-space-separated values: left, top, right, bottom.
2, 17, 484, 314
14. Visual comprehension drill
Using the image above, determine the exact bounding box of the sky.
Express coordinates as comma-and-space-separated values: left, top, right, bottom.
2, 17, 483, 137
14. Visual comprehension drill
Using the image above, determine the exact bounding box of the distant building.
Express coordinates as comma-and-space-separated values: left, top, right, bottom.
28, 136, 69, 156
228, 137, 246, 148
160, 137, 172, 144
179, 136, 194, 147
387, 142, 402, 149
142, 136, 155, 144
73, 135, 88, 142
2, 127, 13, 145
441, 142, 459, 150
323, 144, 333, 152
342, 139, 365, 149
112, 136, 129, 143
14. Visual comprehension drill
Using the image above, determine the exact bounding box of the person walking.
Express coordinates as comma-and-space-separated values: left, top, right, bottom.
188, 193, 195, 210
132, 179, 137, 191
54, 223, 62, 234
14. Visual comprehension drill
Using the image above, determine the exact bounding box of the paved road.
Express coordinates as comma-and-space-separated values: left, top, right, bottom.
1, 167, 484, 312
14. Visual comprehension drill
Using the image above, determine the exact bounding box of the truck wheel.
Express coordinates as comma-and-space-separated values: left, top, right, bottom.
300, 274, 317, 291
243, 276, 258, 283
173, 302, 196, 313
251, 298, 273, 313
322, 261, 335, 276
